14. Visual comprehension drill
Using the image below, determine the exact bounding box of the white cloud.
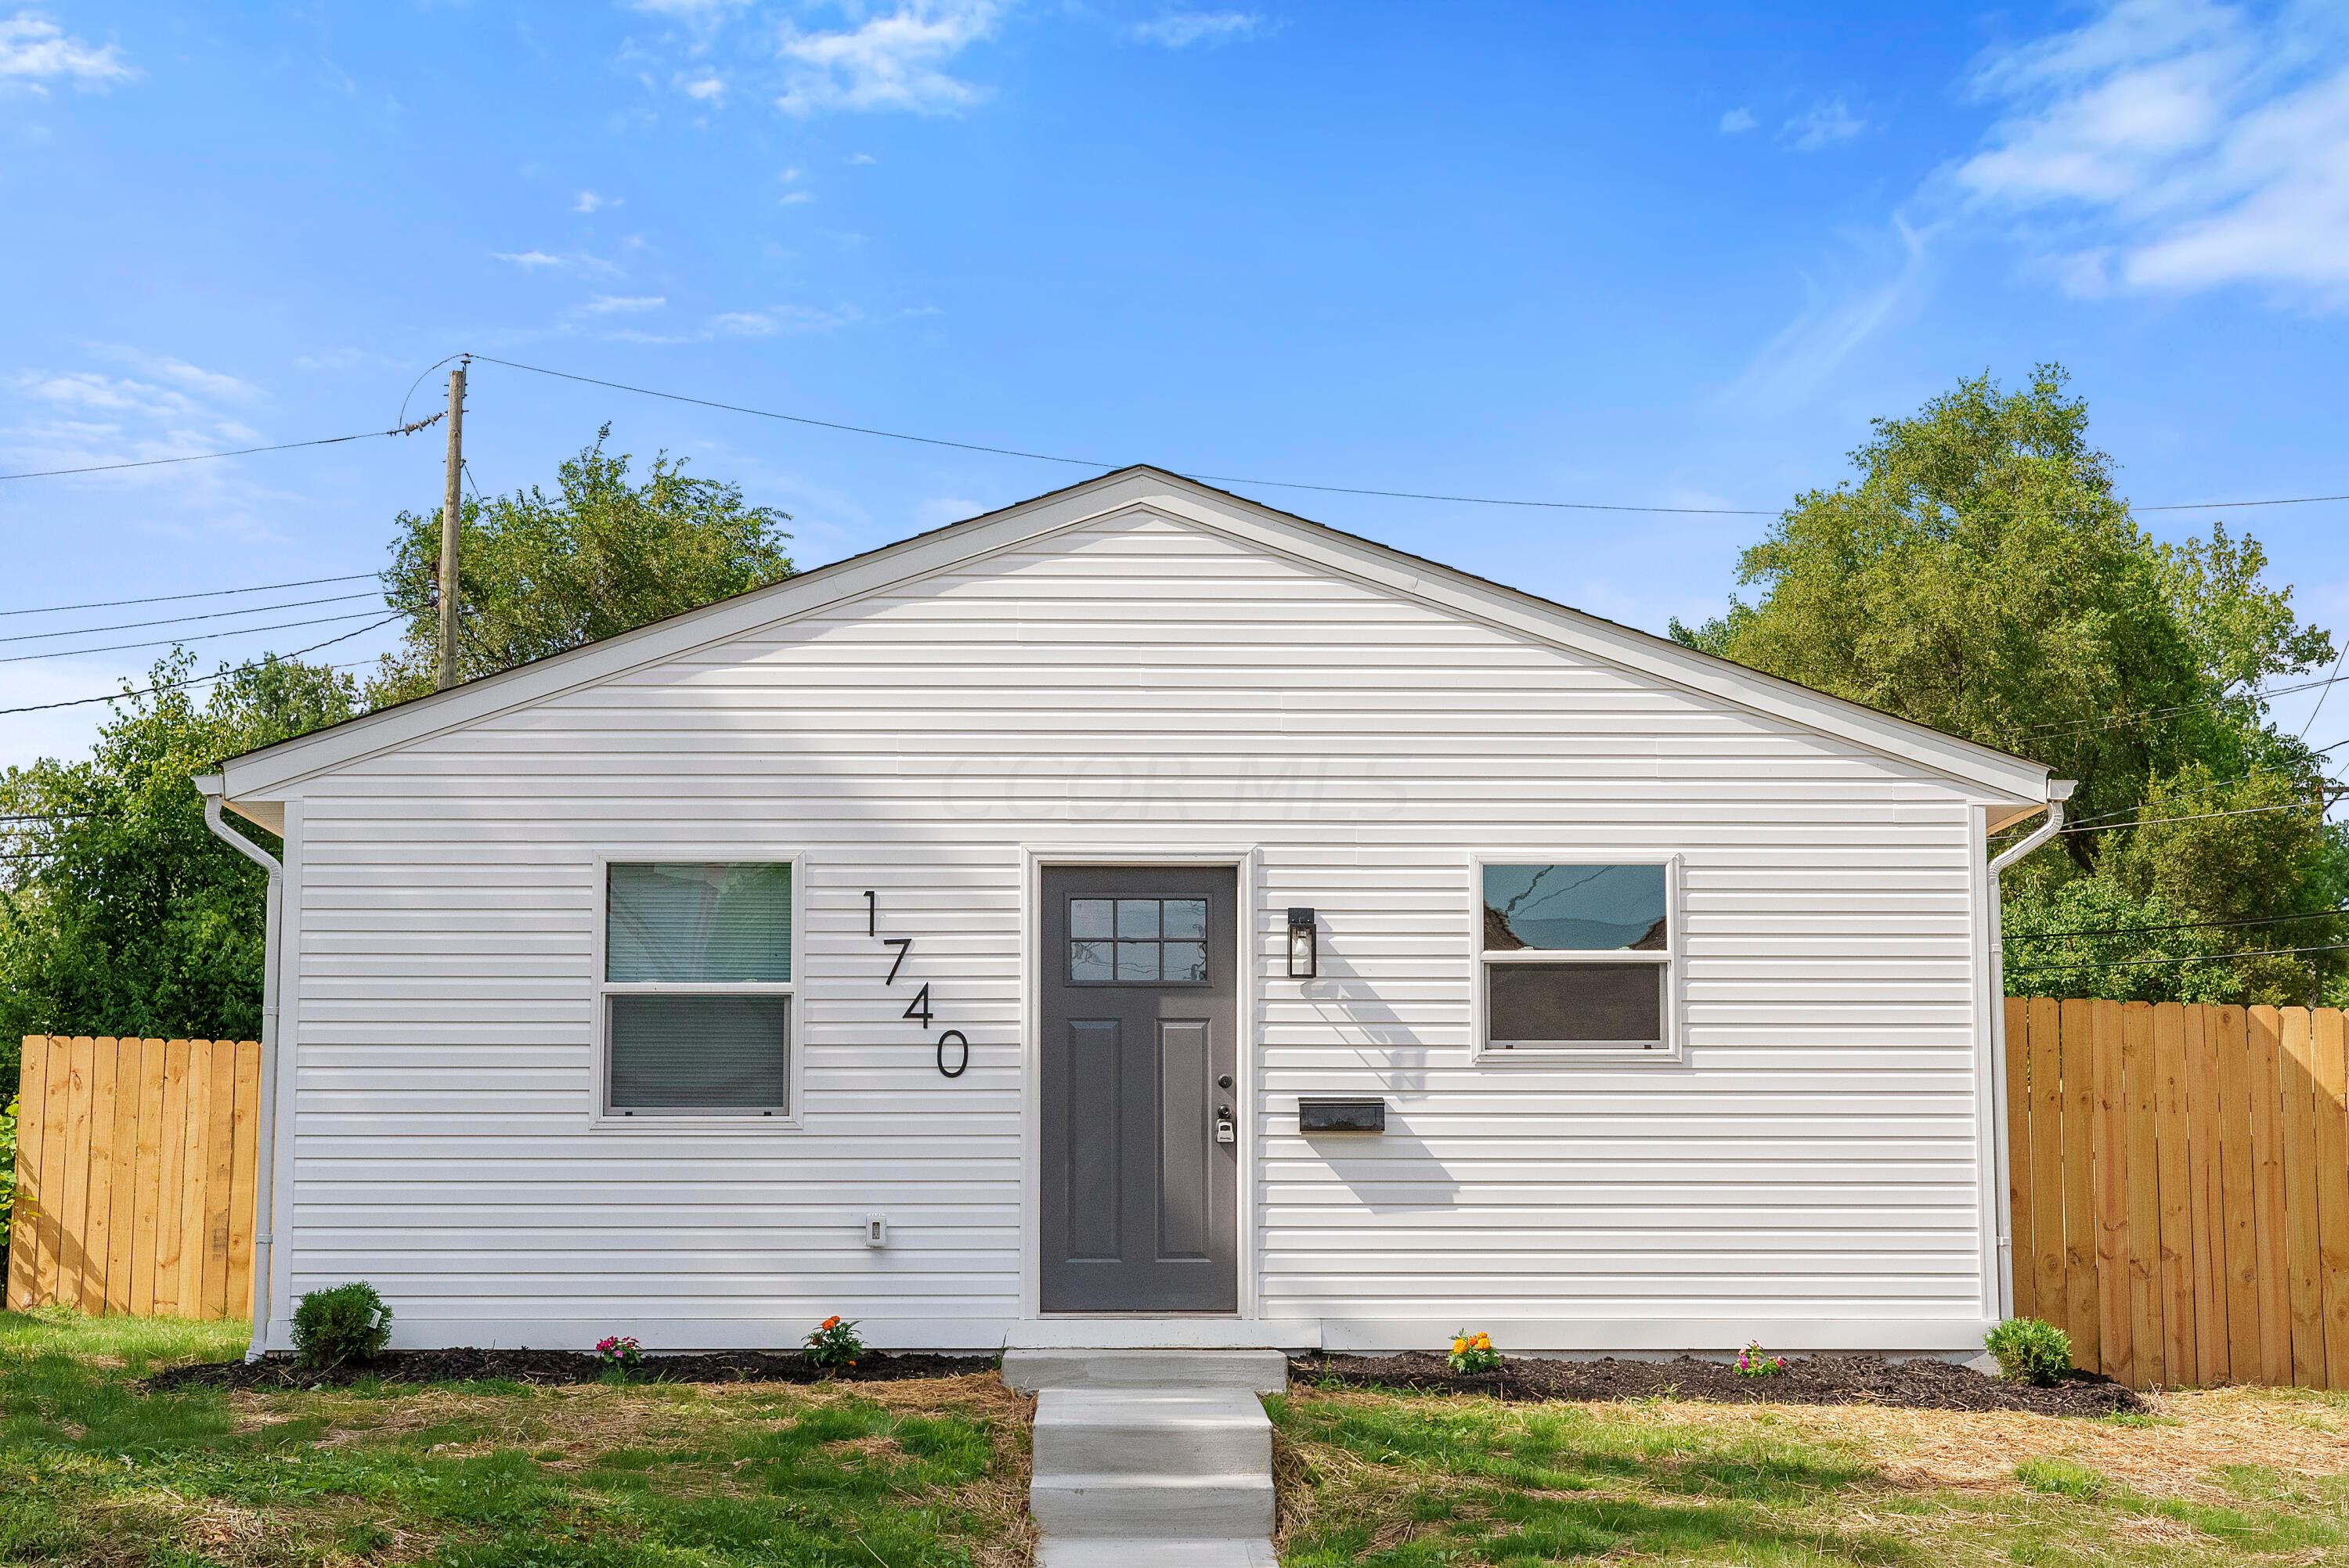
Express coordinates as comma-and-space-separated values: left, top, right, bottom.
582, 294, 665, 313
0, 11, 136, 93
677, 70, 725, 102
493, 249, 620, 276
1719, 106, 1756, 135
1129, 10, 1261, 48
1781, 98, 1864, 150
774, 1, 1001, 117
778, 189, 814, 205
573, 189, 620, 214
1720, 216, 1931, 412
846, 150, 877, 164
1955, 0, 2349, 306
711, 304, 861, 335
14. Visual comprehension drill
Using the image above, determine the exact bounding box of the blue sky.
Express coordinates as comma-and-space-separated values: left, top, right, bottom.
2, 0, 2346, 767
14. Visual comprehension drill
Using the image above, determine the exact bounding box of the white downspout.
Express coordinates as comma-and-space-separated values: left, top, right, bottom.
1983, 779, 2073, 1321
196, 777, 282, 1363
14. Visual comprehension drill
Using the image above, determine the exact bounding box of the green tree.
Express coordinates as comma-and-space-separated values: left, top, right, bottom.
1672, 366, 2344, 1004
369, 427, 794, 704
0, 655, 359, 1088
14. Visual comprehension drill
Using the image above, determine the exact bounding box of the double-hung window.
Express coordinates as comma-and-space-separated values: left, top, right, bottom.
1475, 858, 1679, 1058
601, 861, 797, 1117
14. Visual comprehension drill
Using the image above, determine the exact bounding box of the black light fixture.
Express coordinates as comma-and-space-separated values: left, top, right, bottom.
1286, 907, 1318, 979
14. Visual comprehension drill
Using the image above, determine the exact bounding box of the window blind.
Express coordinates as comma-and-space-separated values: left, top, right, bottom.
608, 863, 792, 983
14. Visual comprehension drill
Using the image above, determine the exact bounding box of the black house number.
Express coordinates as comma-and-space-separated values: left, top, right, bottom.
865, 890, 967, 1079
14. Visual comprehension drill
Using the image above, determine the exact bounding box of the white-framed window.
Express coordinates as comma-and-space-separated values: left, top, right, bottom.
597, 859, 801, 1119
1471, 855, 1681, 1060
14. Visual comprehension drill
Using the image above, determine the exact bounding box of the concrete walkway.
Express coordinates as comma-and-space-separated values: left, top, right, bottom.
1004, 1350, 1286, 1568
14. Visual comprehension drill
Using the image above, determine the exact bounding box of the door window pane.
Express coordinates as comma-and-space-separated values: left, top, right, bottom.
1065, 896, 1211, 984
1487, 962, 1663, 1046
1482, 864, 1666, 952
609, 993, 789, 1111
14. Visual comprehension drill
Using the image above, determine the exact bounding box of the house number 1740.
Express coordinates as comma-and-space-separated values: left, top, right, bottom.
864, 890, 968, 1078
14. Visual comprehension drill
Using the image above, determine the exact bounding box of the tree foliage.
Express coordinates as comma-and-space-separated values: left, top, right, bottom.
368, 427, 793, 705
1673, 366, 2344, 1004
0, 655, 359, 1087
0, 430, 796, 1083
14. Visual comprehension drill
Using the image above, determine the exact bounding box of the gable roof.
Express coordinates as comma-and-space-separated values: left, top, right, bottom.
214, 465, 2054, 810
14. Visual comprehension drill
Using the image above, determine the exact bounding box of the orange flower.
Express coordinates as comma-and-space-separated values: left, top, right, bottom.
820, 1315, 841, 1330
1452, 1338, 1468, 1354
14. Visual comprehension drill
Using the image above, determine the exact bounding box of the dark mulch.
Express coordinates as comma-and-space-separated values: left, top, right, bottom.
1288, 1352, 2142, 1417
146, 1347, 996, 1393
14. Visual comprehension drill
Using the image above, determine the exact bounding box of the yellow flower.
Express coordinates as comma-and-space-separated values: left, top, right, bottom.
1473, 1334, 1491, 1350
1452, 1339, 1467, 1354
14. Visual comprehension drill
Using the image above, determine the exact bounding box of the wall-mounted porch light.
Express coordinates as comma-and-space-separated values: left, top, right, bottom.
1287, 907, 1318, 979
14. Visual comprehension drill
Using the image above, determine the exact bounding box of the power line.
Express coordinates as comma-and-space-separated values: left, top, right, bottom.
2007, 940, 2349, 975
471, 355, 2349, 521
0, 618, 400, 716
0, 609, 392, 667
0, 413, 445, 483
0, 571, 380, 621
0, 591, 380, 647
2058, 795, 2340, 836
2005, 907, 2349, 943
2008, 671, 2349, 741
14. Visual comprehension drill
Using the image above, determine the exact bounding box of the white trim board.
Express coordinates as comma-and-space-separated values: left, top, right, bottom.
216, 468, 2054, 808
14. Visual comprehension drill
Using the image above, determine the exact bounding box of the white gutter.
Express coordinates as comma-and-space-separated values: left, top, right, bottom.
1983, 779, 2074, 1321
194, 775, 282, 1364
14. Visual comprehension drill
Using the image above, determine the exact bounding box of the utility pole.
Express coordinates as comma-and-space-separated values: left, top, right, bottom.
436, 357, 467, 690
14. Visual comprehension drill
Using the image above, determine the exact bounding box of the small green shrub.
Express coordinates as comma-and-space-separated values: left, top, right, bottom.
291, 1282, 393, 1369
1985, 1316, 2072, 1386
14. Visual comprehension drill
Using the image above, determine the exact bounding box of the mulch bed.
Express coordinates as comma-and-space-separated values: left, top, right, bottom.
146, 1348, 996, 1393
1289, 1352, 2142, 1417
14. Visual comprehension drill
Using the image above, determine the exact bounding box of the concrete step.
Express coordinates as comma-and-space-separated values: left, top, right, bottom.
1037, 1537, 1277, 1568
1034, 1389, 1270, 1476
1030, 1472, 1277, 1539
1003, 1348, 1290, 1393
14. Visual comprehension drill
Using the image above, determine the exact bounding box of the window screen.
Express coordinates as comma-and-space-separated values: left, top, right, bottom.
1487, 963, 1663, 1046
609, 994, 790, 1111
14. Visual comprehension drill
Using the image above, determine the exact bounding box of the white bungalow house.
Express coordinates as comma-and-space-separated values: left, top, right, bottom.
199, 466, 2065, 1361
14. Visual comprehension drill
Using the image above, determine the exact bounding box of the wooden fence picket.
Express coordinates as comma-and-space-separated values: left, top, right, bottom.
2006, 999, 2349, 1390
5, 1035, 261, 1318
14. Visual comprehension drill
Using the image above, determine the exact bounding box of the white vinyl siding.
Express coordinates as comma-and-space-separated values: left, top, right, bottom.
271, 506, 2004, 1354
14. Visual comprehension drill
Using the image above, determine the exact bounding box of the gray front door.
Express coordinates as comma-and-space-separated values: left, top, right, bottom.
1041, 865, 1239, 1313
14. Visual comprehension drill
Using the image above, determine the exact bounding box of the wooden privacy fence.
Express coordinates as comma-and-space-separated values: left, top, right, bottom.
2006, 999, 2349, 1390
5, 1036, 262, 1318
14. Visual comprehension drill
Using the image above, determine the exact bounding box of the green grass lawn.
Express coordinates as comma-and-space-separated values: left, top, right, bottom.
1270, 1383, 2349, 1566
0, 1308, 1032, 1567
13, 1307, 2349, 1567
